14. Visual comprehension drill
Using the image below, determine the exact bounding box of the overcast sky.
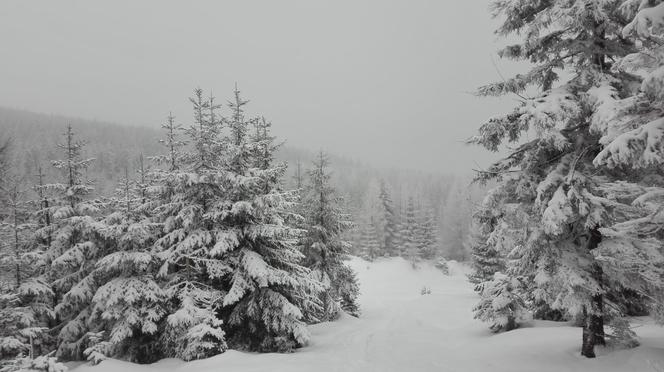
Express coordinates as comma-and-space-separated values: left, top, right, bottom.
0, 1, 521, 174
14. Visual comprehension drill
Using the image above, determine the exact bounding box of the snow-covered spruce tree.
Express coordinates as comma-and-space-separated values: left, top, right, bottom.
342, 197, 364, 259
154, 112, 186, 175
472, 183, 566, 322
439, 178, 472, 261
44, 125, 108, 361
467, 190, 506, 292
154, 87, 319, 355
33, 165, 56, 255
358, 217, 380, 261
469, 182, 555, 326
473, 272, 528, 333
134, 155, 150, 205
250, 117, 278, 172
82, 166, 166, 364
300, 151, 360, 320
417, 207, 438, 260
469, 0, 655, 357
401, 197, 420, 265
359, 179, 385, 253
0, 179, 33, 290
150, 89, 227, 360
377, 180, 400, 256
41, 131, 161, 364
0, 138, 10, 212
292, 160, 305, 190
219, 89, 321, 352
0, 176, 55, 369
590, 2, 664, 325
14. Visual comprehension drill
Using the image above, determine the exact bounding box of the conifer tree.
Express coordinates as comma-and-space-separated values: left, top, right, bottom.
218, 86, 320, 352
152, 87, 320, 356
439, 178, 472, 261
251, 117, 278, 171
353, 180, 383, 259
155, 112, 185, 173
417, 207, 437, 260
590, 2, 664, 325
473, 273, 527, 333
469, 0, 663, 357
300, 151, 360, 320
292, 160, 304, 190
377, 181, 399, 256
401, 197, 420, 265
83, 166, 165, 364
135, 155, 150, 205
33, 165, 55, 253
0, 138, 11, 213
150, 90, 228, 360
467, 190, 507, 291
358, 217, 380, 261
44, 125, 107, 360
0, 180, 32, 289
0, 176, 55, 369
186, 88, 218, 169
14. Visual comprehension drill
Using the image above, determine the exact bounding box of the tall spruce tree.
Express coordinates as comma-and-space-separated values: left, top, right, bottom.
377, 181, 399, 256
590, 2, 664, 325
473, 272, 528, 333
82, 166, 165, 364
0, 179, 33, 289
152, 87, 320, 356
439, 178, 472, 261
300, 151, 360, 320
0, 138, 11, 214
150, 89, 229, 360
33, 165, 55, 256
466, 190, 506, 291
218, 87, 320, 352
468, 0, 663, 357
417, 207, 437, 260
0, 174, 55, 369
358, 217, 381, 261
44, 125, 108, 360
401, 197, 420, 265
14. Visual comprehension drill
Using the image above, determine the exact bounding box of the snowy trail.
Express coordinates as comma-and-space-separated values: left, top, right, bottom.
72, 257, 664, 372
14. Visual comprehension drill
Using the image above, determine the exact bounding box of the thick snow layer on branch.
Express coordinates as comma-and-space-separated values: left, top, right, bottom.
623, 2, 664, 38
521, 87, 581, 149
588, 83, 636, 145
594, 117, 664, 167
541, 186, 574, 235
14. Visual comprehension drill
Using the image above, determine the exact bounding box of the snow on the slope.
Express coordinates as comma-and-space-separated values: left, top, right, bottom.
70, 257, 664, 372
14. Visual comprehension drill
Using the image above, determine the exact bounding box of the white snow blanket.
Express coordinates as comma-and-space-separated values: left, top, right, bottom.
70, 257, 664, 372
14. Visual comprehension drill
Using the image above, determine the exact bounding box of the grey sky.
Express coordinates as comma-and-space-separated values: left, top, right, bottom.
0, 1, 520, 173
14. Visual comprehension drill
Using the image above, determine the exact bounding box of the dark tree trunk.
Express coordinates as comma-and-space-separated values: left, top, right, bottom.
581, 227, 605, 358
581, 306, 595, 358
591, 292, 606, 346
505, 315, 517, 332
582, 297, 605, 358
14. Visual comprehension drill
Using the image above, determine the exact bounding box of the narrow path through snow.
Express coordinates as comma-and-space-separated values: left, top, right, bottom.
72, 257, 664, 372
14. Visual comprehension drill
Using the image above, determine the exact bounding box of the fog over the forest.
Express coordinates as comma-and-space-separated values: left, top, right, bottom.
0, 0, 520, 173
3, 1, 664, 371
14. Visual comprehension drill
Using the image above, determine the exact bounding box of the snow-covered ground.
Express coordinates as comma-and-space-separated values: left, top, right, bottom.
71, 257, 664, 372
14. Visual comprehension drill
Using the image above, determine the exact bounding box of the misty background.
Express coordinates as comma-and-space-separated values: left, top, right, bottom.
0, 0, 519, 173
